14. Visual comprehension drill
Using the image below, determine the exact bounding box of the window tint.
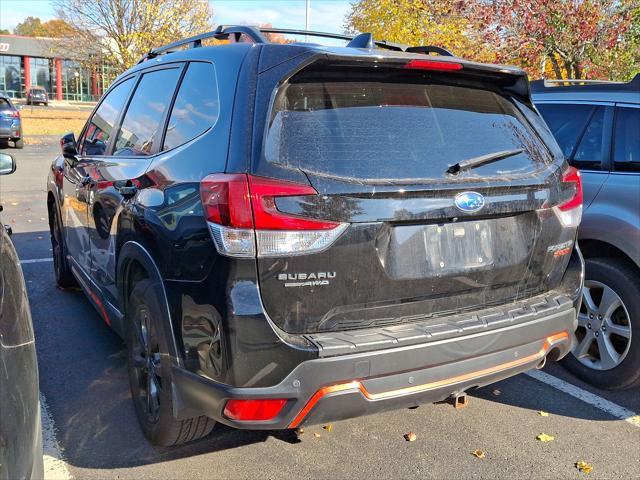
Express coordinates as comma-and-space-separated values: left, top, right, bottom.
536, 104, 606, 170
613, 107, 640, 172
81, 78, 133, 156
0, 98, 13, 112
264, 80, 552, 181
114, 68, 181, 157
572, 106, 607, 169
162, 62, 219, 151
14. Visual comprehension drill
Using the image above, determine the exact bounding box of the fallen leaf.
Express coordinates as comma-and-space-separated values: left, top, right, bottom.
295, 428, 304, 435
471, 450, 486, 458
404, 432, 417, 442
536, 433, 555, 442
492, 389, 501, 396
313, 433, 321, 438
576, 461, 593, 474
629, 416, 640, 426
538, 411, 549, 417
322, 424, 333, 432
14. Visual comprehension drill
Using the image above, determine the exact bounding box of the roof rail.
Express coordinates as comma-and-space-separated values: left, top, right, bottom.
530, 73, 639, 93
543, 79, 620, 86
137, 25, 453, 63
406, 45, 454, 56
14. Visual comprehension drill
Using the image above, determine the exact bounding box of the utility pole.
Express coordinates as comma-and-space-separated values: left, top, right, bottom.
305, 0, 310, 42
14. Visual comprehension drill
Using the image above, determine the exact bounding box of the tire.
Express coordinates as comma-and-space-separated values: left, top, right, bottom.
14, 138, 23, 149
49, 204, 76, 288
562, 258, 640, 390
127, 279, 215, 446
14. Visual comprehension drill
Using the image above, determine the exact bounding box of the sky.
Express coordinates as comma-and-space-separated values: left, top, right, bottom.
0, 0, 353, 33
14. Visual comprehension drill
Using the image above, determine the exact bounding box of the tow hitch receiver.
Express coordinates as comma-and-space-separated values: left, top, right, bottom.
450, 395, 469, 409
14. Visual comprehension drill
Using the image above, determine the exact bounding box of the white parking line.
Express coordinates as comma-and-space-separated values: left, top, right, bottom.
40, 393, 73, 480
20, 258, 54, 264
525, 369, 640, 428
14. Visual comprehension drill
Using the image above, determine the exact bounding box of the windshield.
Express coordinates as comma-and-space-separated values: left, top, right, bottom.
264, 80, 553, 181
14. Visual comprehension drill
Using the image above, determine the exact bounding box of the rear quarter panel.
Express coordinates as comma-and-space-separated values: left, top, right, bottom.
580, 171, 640, 268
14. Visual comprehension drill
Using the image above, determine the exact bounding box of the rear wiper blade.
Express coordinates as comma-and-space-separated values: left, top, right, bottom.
446, 148, 524, 175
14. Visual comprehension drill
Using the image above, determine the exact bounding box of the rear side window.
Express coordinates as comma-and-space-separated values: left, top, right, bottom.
81, 78, 133, 156
0, 99, 13, 112
536, 104, 606, 170
573, 107, 607, 167
613, 107, 640, 172
114, 68, 181, 157
162, 62, 219, 151
264, 79, 552, 181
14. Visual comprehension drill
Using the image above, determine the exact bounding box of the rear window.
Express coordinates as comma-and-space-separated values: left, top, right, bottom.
264, 79, 552, 181
0, 99, 13, 112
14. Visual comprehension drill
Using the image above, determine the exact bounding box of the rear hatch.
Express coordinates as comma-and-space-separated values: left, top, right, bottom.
0, 99, 18, 133
243, 56, 581, 334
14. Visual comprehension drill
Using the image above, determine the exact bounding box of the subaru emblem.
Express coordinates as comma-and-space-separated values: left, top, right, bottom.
454, 191, 485, 213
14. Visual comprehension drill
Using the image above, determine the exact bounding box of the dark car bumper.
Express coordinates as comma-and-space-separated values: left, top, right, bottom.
172, 298, 576, 429
0, 125, 21, 139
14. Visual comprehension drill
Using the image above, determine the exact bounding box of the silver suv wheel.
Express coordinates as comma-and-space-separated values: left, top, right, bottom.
574, 280, 632, 370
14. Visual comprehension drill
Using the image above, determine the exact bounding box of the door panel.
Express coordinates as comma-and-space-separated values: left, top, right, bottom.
62, 160, 91, 271
87, 66, 183, 303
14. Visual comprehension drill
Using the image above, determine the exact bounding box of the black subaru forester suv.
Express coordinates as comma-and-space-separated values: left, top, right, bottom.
47, 26, 584, 446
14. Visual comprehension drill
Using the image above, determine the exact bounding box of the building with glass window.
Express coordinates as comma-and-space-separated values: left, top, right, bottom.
0, 34, 118, 101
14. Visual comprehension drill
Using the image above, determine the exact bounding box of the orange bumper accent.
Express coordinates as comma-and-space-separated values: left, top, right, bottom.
288, 331, 569, 428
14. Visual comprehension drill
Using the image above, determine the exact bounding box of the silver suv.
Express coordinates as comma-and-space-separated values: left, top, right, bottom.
533, 75, 640, 390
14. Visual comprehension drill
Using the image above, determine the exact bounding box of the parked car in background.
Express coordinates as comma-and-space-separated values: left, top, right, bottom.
532, 75, 640, 390
48, 26, 583, 446
0, 94, 22, 149
26, 87, 48, 106
0, 153, 44, 480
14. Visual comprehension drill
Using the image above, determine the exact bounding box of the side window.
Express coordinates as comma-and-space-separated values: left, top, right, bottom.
536, 104, 595, 160
113, 68, 181, 157
536, 103, 608, 170
81, 78, 133, 156
613, 107, 640, 172
573, 106, 607, 169
162, 62, 220, 151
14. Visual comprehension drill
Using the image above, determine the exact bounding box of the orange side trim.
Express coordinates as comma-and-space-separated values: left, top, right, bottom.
288, 331, 569, 428
289, 381, 360, 428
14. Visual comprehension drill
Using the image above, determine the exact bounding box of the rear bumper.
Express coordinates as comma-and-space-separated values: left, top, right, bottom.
172, 303, 576, 429
0, 126, 20, 138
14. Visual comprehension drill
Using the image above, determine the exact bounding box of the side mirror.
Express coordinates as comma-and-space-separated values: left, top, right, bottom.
0, 153, 16, 175
60, 132, 78, 160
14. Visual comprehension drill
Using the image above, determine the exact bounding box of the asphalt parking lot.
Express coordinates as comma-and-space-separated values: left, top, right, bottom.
1, 140, 639, 479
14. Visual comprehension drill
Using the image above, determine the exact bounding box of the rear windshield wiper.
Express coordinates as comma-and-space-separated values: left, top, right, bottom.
446, 148, 524, 175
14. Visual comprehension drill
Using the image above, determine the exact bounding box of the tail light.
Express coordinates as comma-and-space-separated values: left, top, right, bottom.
404, 59, 463, 71
224, 398, 287, 421
200, 174, 348, 258
554, 166, 583, 228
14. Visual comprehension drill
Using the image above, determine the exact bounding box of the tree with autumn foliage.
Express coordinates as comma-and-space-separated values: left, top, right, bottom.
345, 0, 639, 80
14, 16, 75, 37
53, 0, 213, 71
345, 0, 494, 62
473, 0, 638, 80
